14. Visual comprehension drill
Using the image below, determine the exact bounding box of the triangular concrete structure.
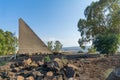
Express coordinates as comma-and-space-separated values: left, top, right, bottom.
18, 18, 52, 54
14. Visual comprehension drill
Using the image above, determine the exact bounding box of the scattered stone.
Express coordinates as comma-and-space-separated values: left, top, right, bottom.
44, 77, 53, 80
35, 67, 42, 71
19, 66, 24, 70
0, 65, 10, 71
58, 75, 63, 80
26, 76, 34, 80
10, 64, 15, 68
23, 58, 32, 66
30, 61, 38, 67
36, 76, 44, 80
46, 61, 59, 72
17, 61, 24, 66
17, 76, 24, 80
67, 63, 79, 71
32, 71, 43, 77
68, 78, 74, 80
24, 66, 33, 71
37, 61, 44, 66
0, 71, 9, 79
64, 66, 75, 79
14, 61, 23, 67
11, 67, 20, 72
20, 70, 32, 78
46, 71, 53, 77
0, 76, 2, 80
8, 72, 15, 79
55, 75, 63, 80
54, 58, 63, 69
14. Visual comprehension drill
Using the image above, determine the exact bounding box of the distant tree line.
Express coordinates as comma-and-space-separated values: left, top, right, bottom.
47, 40, 63, 52
78, 0, 120, 55
0, 29, 17, 55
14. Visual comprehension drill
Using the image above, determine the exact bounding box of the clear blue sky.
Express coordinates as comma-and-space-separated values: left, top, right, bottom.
0, 0, 98, 47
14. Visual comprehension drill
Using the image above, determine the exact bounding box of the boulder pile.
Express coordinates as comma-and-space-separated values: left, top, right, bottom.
0, 57, 80, 80
0, 54, 120, 80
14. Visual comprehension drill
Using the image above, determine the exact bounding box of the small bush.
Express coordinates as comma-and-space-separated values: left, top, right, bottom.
44, 55, 51, 63
88, 46, 96, 54
0, 62, 7, 66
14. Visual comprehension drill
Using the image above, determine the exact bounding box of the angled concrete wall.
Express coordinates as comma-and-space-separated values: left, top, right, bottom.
18, 18, 52, 54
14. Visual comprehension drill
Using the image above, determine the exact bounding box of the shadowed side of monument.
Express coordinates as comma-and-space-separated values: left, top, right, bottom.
18, 18, 52, 54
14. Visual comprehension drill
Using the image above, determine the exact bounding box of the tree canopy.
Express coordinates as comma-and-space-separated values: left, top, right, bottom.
47, 41, 53, 51
78, 0, 120, 54
47, 40, 62, 52
0, 29, 17, 55
53, 40, 63, 52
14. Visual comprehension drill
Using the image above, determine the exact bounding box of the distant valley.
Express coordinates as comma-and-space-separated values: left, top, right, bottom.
62, 46, 91, 52
62, 46, 81, 52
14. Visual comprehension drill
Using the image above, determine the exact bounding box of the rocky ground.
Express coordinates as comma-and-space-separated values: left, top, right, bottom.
0, 53, 120, 80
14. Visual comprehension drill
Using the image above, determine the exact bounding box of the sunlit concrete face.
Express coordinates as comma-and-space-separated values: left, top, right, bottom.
18, 18, 52, 54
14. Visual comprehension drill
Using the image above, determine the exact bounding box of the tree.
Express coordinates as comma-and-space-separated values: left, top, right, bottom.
0, 29, 17, 55
54, 40, 63, 52
94, 34, 120, 54
47, 40, 63, 52
88, 46, 96, 54
0, 29, 5, 55
78, 0, 120, 54
47, 41, 53, 50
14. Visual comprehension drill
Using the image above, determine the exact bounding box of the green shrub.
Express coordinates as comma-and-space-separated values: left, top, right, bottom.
88, 46, 96, 54
94, 34, 120, 55
44, 55, 51, 63
0, 62, 7, 66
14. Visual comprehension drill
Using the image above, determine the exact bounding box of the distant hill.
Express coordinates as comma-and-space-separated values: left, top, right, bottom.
62, 46, 81, 52
62, 46, 91, 52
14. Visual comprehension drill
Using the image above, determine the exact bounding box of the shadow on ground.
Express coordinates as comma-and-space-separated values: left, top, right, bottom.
106, 70, 120, 80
